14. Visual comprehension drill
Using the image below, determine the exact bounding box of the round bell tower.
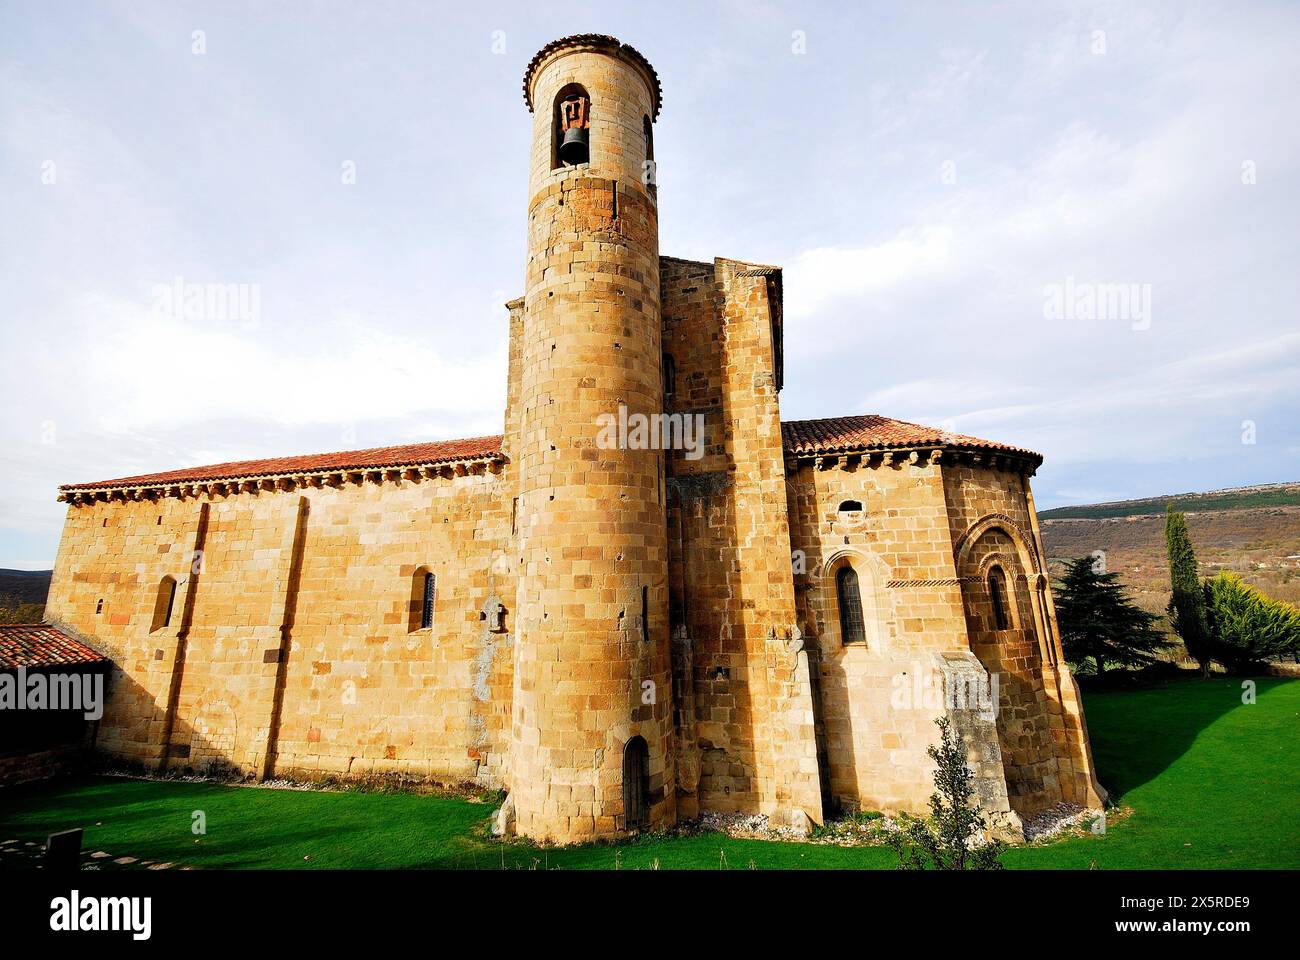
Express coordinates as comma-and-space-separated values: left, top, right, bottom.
509, 35, 672, 842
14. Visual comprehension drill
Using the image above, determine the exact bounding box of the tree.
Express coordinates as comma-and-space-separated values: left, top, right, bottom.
1053, 557, 1172, 676
1165, 503, 1213, 677
1203, 572, 1300, 672
890, 718, 1005, 870
0, 603, 45, 625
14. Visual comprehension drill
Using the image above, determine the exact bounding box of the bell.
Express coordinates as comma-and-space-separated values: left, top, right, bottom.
559, 125, 589, 165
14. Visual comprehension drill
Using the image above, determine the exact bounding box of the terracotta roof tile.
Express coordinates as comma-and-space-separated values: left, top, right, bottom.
61, 435, 504, 492
60, 414, 1036, 496
0, 624, 108, 671
781, 414, 1041, 463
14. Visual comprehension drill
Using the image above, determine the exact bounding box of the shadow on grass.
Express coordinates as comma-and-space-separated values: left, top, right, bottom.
1079, 673, 1282, 803
4, 676, 1295, 870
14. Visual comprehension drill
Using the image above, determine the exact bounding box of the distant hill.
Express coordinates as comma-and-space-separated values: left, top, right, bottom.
1038, 485, 1300, 631
1038, 482, 1300, 521
0, 569, 52, 609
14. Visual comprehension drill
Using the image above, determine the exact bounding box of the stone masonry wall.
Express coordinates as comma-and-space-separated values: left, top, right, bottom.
46, 468, 516, 787
942, 460, 1104, 812
662, 256, 821, 826
782, 451, 1101, 821
785, 453, 977, 815
509, 43, 674, 842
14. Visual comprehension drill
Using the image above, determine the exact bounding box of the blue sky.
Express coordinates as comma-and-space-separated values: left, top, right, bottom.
2, 0, 1297, 568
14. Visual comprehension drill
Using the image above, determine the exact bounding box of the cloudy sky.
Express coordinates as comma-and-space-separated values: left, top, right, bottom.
2, 0, 1297, 568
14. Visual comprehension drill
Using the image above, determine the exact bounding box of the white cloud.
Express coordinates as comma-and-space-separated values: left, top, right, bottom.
784, 227, 953, 320
775, 3, 1299, 510
62, 293, 507, 431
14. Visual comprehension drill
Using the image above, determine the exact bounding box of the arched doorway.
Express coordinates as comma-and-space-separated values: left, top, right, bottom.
623, 736, 650, 830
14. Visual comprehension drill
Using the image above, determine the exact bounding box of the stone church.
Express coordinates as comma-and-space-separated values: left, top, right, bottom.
46, 35, 1104, 843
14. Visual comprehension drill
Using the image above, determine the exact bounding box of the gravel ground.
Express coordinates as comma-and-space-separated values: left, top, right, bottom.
1022, 802, 1106, 842
692, 802, 1107, 847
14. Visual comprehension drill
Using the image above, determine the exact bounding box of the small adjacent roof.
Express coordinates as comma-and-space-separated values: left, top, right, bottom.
60, 435, 505, 493
782, 414, 1042, 464
0, 624, 108, 671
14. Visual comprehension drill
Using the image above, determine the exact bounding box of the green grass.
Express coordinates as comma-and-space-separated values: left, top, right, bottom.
2, 677, 1297, 869
1001, 676, 1299, 869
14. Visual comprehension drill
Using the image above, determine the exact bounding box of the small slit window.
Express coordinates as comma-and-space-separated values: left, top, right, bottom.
641, 585, 649, 643
987, 566, 1010, 631
422, 572, 435, 630
95, 598, 104, 615
643, 115, 656, 192
411, 568, 436, 632
836, 566, 866, 645
662, 353, 676, 399
151, 576, 178, 632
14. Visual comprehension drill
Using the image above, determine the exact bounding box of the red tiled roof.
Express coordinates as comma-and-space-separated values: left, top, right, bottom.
59, 415, 1036, 495
523, 34, 662, 119
60, 435, 504, 492
0, 624, 108, 671
781, 415, 1042, 463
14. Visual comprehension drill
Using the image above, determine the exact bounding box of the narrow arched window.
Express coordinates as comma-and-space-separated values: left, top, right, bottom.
987, 566, 1010, 630
410, 568, 436, 632
662, 353, 676, 398
836, 565, 865, 645
421, 572, 436, 630
553, 84, 590, 168
151, 576, 177, 632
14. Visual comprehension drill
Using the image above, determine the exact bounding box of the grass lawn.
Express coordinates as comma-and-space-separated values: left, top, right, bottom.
1, 676, 1296, 869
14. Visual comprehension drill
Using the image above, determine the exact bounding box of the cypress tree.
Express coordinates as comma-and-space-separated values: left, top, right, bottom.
1165, 503, 1212, 677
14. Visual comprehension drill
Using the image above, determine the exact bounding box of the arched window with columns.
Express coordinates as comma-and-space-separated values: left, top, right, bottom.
987, 565, 1011, 631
